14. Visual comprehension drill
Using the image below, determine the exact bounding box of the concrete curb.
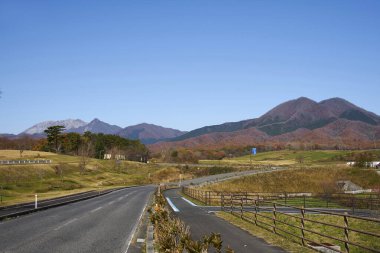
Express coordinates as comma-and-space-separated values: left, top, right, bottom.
146, 225, 155, 253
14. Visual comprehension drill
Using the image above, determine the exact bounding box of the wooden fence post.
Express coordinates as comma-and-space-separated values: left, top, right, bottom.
303, 195, 306, 208
285, 192, 287, 205
301, 206, 305, 246
230, 194, 233, 214
221, 193, 224, 211
273, 203, 277, 234
240, 198, 244, 218
254, 200, 258, 225
344, 212, 350, 253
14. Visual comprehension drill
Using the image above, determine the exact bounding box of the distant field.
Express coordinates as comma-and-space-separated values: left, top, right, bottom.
202, 167, 380, 193
200, 149, 380, 166
0, 151, 155, 205
0, 150, 241, 206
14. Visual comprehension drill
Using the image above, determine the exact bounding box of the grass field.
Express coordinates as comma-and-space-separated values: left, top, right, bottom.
0, 150, 245, 206
199, 149, 380, 166
201, 167, 380, 193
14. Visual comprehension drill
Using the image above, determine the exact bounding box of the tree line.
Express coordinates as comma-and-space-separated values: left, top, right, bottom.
1, 126, 149, 162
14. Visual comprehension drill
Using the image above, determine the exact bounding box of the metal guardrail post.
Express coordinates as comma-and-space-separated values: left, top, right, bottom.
301, 206, 305, 246
344, 212, 350, 253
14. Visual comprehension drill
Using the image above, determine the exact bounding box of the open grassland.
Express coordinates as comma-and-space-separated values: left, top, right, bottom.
0, 150, 236, 206
202, 167, 380, 193
200, 149, 380, 166
218, 212, 380, 253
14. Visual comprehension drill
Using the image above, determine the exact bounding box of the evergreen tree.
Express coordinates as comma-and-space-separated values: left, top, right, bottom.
44, 125, 65, 153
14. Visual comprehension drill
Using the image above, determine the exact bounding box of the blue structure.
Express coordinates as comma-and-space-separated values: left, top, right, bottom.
252, 148, 257, 155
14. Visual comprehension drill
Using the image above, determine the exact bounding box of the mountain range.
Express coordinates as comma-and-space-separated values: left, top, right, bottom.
3, 97, 379, 149
15, 119, 185, 144
149, 97, 380, 151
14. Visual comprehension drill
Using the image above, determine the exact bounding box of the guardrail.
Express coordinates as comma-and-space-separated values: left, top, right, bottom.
0, 186, 135, 221
0, 159, 52, 165
182, 187, 380, 253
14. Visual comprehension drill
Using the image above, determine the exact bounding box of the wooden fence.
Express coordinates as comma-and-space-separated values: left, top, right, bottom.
182, 187, 380, 252
182, 187, 380, 212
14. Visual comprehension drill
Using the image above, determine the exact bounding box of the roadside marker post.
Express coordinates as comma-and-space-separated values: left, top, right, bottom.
35, 194, 38, 209
250, 148, 257, 167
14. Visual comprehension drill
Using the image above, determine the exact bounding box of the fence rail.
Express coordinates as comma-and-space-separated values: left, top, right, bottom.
182, 187, 380, 253
182, 187, 380, 212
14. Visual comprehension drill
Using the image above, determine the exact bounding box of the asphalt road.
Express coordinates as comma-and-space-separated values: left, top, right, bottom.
164, 189, 285, 253
178, 167, 286, 187
0, 185, 155, 253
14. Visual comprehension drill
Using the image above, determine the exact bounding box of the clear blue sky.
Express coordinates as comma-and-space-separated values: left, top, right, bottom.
1, 0, 379, 134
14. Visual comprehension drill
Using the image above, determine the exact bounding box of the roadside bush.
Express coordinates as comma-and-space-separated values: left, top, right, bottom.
150, 191, 234, 253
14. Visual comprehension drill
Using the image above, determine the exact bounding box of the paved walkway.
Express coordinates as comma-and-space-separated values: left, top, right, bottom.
164, 189, 286, 253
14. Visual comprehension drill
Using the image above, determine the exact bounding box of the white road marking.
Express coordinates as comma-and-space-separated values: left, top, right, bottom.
124, 194, 150, 253
108, 201, 115, 205
54, 218, 78, 231
118, 196, 124, 201
166, 197, 180, 212
181, 197, 197, 207
91, 206, 103, 213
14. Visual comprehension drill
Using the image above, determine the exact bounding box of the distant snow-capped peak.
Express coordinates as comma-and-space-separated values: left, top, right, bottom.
22, 119, 87, 135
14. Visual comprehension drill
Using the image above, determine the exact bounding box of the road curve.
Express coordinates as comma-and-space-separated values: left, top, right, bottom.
0, 185, 155, 253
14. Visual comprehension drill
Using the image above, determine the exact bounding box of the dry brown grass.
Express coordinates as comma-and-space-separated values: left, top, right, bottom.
202, 167, 380, 193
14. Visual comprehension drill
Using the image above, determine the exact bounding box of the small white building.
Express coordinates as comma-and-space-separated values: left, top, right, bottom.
103, 154, 126, 160
346, 161, 380, 168
103, 154, 112, 160
115, 154, 126, 160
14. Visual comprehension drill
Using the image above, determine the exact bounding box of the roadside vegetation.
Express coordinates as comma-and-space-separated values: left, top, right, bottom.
150, 190, 234, 252
201, 167, 380, 193
199, 149, 380, 166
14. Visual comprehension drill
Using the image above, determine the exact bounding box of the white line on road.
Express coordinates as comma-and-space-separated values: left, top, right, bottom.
54, 218, 78, 231
181, 197, 197, 207
166, 197, 180, 212
124, 193, 150, 253
91, 206, 103, 213
108, 201, 115, 205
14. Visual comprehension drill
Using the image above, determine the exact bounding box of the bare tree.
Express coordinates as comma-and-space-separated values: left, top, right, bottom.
54, 163, 65, 182
79, 146, 90, 175
296, 154, 304, 164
